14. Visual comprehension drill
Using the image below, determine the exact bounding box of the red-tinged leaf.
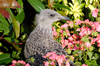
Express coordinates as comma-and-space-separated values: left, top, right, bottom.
0, 8, 10, 18
0, 0, 21, 9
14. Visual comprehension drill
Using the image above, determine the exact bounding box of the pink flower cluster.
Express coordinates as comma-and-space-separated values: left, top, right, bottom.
43, 52, 70, 66
9, 60, 30, 66
53, 19, 100, 51
91, 9, 99, 17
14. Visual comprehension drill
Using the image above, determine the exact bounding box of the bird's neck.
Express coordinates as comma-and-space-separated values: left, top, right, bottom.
35, 25, 53, 39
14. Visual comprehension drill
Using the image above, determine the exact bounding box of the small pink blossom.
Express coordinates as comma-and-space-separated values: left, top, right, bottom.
25, 63, 30, 66
60, 23, 68, 28
61, 39, 68, 48
44, 61, 49, 66
84, 19, 90, 24
9, 63, 15, 66
82, 64, 88, 66
60, 29, 63, 33
50, 61, 55, 65
12, 60, 16, 64
67, 21, 73, 27
17, 60, 26, 64
96, 25, 100, 32
53, 32, 57, 36
65, 59, 70, 66
75, 19, 83, 25
79, 27, 91, 36
91, 38, 96, 44
85, 42, 91, 48
49, 53, 58, 60
91, 9, 99, 17
72, 34, 79, 40
43, 52, 55, 58
66, 30, 71, 36
52, 27, 56, 32
73, 46, 79, 50
56, 55, 66, 66
76, 28, 80, 31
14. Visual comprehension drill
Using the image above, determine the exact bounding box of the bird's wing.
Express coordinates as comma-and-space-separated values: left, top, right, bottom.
48, 40, 68, 55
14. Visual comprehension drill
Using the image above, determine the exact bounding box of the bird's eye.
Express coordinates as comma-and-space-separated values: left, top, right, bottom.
50, 14, 55, 17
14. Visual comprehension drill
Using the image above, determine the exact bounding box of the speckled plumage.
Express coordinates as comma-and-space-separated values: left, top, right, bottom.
24, 9, 74, 66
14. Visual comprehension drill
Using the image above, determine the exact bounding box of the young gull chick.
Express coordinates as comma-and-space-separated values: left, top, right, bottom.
24, 9, 74, 66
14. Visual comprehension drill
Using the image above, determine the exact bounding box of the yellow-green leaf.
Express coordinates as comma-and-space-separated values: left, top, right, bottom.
12, 18, 20, 38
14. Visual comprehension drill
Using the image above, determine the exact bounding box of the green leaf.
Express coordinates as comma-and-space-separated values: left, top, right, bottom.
0, 42, 2, 46
0, 53, 13, 64
4, 37, 19, 43
85, 60, 98, 66
0, 23, 10, 35
57, 11, 66, 16
81, 36, 89, 42
6, 9, 20, 38
16, 0, 23, 13
53, 3, 71, 11
12, 44, 21, 51
16, 10, 25, 24
30, 57, 35, 63
79, 3, 85, 9
27, 0, 45, 12
56, 37, 61, 43
87, 51, 92, 60
12, 18, 20, 38
91, 31, 98, 37
0, 14, 9, 27
74, 62, 82, 66
0, 14, 10, 35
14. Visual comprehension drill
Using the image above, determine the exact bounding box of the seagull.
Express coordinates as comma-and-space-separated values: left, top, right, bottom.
24, 9, 74, 66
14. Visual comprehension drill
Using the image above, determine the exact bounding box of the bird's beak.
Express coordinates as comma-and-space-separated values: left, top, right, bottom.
59, 16, 70, 21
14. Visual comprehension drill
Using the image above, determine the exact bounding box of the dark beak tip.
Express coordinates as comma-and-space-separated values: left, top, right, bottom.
65, 17, 70, 21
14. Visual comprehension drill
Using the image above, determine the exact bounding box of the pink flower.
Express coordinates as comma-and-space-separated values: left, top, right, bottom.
60, 29, 63, 33
17, 60, 26, 64
82, 64, 88, 66
84, 19, 90, 24
91, 9, 99, 17
60, 23, 68, 28
9, 63, 15, 66
56, 55, 66, 66
79, 27, 91, 36
96, 25, 100, 32
61, 39, 68, 48
73, 46, 79, 50
43, 52, 55, 58
25, 63, 30, 66
65, 59, 70, 66
76, 28, 80, 31
50, 61, 55, 65
91, 38, 96, 44
12, 60, 16, 64
72, 34, 79, 40
53, 32, 57, 36
49, 53, 58, 60
66, 29, 71, 36
67, 21, 73, 27
75, 19, 83, 25
44, 61, 49, 66
85, 42, 91, 48
52, 27, 56, 32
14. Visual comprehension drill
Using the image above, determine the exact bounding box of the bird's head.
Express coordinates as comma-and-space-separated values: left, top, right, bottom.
35, 9, 70, 28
